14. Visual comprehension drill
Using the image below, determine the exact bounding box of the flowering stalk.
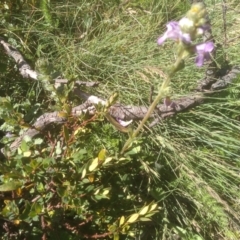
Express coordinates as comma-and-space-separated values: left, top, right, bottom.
120, 76, 171, 154
121, 2, 214, 154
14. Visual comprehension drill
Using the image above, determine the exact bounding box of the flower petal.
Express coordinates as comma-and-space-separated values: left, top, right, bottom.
157, 21, 181, 45
157, 21, 192, 45
195, 53, 205, 67
195, 41, 214, 67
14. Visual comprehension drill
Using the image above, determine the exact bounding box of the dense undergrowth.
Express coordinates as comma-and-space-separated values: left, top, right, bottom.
0, 0, 240, 239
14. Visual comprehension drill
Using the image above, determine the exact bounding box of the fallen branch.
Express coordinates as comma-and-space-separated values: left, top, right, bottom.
0, 39, 240, 155
0, 38, 99, 88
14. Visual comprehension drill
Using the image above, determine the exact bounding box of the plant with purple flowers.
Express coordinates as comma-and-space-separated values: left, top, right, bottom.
158, 3, 214, 70
121, 2, 214, 154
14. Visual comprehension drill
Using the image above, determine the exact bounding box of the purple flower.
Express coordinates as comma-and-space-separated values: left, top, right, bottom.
157, 21, 191, 45
194, 41, 214, 67
157, 19, 214, 68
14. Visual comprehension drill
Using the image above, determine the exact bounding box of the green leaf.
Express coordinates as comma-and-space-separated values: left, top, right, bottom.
37, 182, 44, 193
20, 201, 31, 220
29, 202, 42, 218
108, 224, 117, 233
119, 216, 125, 226
102, 188, 110, 196
127, 213, 139, 223
81, 168, 87, 179
149, 203, 158, 212
57, 187, 67, 197
103, 157, 113, 165
89, 158, 99, 172
139, 217, 152, 222
23, 151, 32, 157
174, 226, 187, 235
145, 212, 157, 218
34, 138, 43, 145
113, 233, 119, 240
63, 125, 69, 142
139, 205, 149, 215
56, 141, 62, 155
0, 181, 22, 191
121, 224, 130, 234
126, 146, 141, 155
98, 149, 106, 162
20, 140, 29, 152
42, 157, 52, 168
0, 97, 13, 110
23, 135, 32, 143
1, 200, 19, 219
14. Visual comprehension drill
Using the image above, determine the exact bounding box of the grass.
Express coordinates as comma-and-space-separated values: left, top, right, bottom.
1, 0, 240, 239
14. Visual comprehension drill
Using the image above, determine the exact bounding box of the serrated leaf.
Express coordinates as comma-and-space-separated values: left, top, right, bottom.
0, 181, 22, 191
127, 213, 139, 223
119, 216, 125, 226
89, 158, 99, 172
139, 206, 149, 215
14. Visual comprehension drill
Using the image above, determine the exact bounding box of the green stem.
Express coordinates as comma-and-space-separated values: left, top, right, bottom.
120, 75, 171, 154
